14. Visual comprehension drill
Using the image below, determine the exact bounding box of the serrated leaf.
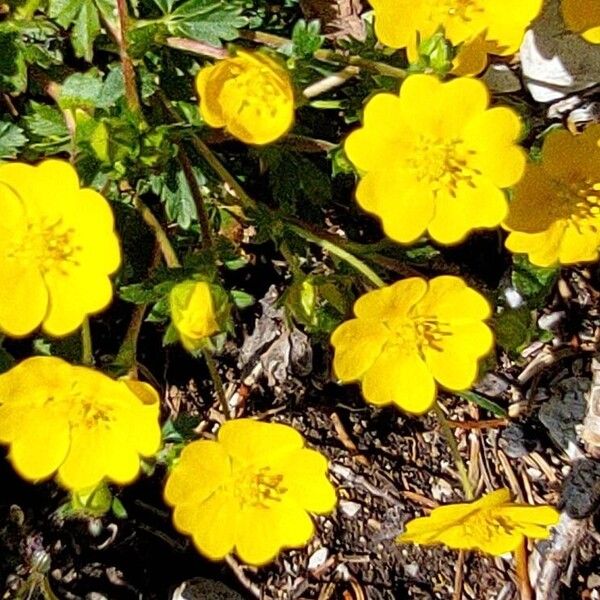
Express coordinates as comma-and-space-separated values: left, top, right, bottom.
73, 0, 101, 62
59, 71, 103, 110
167, 0, 247, 46
24, 102, 69, 139
48, 0, 82, 27
0, 121, 27, 159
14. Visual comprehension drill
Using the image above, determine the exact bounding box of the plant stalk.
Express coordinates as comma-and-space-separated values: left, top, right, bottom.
202, 348, 231, 420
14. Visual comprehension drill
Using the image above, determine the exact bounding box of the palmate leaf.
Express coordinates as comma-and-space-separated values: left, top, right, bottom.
0, 121, 27, 159
48, 0, 100, 61
160, 0, 247, 46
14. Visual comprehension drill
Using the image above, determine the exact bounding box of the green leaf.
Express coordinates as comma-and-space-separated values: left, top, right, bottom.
149, 160, 200, 229
291, 19, 323, 58
230, 290, 255, 309
511, 255, 558, 307
166, 0, 247, 46
24, 102, 69, 139
50, 0, 100, 61
494, 306, 534, 354
59, 71, 104, 110
0, 27, 26, 92
456, 391, 507, 417
0, 121, 26, 159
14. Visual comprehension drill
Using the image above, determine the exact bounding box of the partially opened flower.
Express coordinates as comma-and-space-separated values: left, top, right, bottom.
0, 357, 161, 491
504, 126, 600, 266
397, 488, 559, 555
331, 276, 493, 413
562, 0, 600, 44
196, 50, 295, 145
0, 159, 121, 337
345, 75, 526, 245
370, 0, 542, 75
164, 418, 336, 566
169, 280, 227, 352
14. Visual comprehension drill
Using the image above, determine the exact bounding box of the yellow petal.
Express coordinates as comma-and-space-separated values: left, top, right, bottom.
428, 178, 508, 244
423, 323, 493, 390
0, 259, 48, 337
356, 171, 436, 244
235, 498, 313, 565
331, 318, 389, 382
398, 75, 443, 138
438, 77, 489, 137
362, 346, 436, 413
42, 268, 113, 336
6, 406, 70, 480
557, 221, 600, 264
218, 418, 303, 464
354, 278, 428, 321
345, 93, 409, 172
452, 33, 490, 77
415, 276, 492, 322
164, 440, 231, 506
275, 448, 336, 513
196, 63, 227, 128
505, 222, 567, 267
176, 489, 239, 561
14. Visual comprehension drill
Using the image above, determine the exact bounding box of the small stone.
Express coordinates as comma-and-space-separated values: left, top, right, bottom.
307, 547, 329, 571
339, 500, 361, 518
335, 563, 351, 581
404, 562, 419, 578
587, 573, 600, 588
431, 478, 453, 501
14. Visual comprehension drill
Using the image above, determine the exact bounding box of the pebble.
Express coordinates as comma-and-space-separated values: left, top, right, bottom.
307, 547, 329, 571
339, 500, 361, 518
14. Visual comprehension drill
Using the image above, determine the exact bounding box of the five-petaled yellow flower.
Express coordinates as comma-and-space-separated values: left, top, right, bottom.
370, 0, 542, 75
0, 357, 161, 491
196, 50, 295, 145
562, 0, 600, 44
169, 280, 222, 352
331, 276, 493, 414
345, 75, 526, 245
0, 159, 120, 337
397, 488, 559, 556
164, 418, 337, 566
504, 126, 600, 266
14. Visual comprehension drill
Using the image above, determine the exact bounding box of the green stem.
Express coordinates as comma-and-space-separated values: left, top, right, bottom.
287, 223, 385, 289
178, 147, 213, 250
313, 49, 407, 79
202, 348, 231, 420
115, 0, 141, 113
81, 318, 94, 366
133, 196, 181, 268
434, 402, 474, 500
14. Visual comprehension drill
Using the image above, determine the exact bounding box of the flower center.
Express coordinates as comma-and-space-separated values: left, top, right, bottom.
7, 217, 82, 275
226, 66, 284, 119
233, 466, 287, 508
44, 384, 114, 430
435, 0, 483, 22
464, 510, 516, 544
407, 136, 480, 196
550, 177, 600, 233
385, 316, 451, 355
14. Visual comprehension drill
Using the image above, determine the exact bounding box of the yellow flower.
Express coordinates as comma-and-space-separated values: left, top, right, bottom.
562, 0, 600, 44
169, 280, 224, 352
0, 357, 161, 491
370, 0, 542, 75
196, 50, 295, 145
504, 126, 600, 267
397, 488, 559, 556
0, 159, 120, 337
331, 276, 492, 414
164, 418, 336, 566
345, 75, 526, 245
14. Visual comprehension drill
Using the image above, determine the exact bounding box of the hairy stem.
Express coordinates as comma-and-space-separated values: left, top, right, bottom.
178, 148, 213, 250
287, 223, 385, 288
433, 402, 474, 500
133, 196, 181, 268
115, 0, 141, 113
202, 348, 231, 420
81, 317, 94, 366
